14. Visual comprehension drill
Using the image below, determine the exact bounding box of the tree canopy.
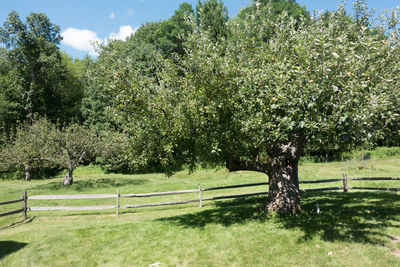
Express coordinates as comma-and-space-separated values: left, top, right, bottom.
196, 0, 229, 42
238, 0, 310, 22
0, 11, 84, 128
105, 2, 400, 213
0, 11, 65, 123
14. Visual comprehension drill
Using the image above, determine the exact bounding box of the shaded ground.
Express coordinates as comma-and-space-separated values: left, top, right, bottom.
160, 191, 400, 245
0, 241, 28, 260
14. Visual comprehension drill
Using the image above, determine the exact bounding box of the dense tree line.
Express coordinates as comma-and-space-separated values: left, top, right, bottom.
0, 1, 399, 213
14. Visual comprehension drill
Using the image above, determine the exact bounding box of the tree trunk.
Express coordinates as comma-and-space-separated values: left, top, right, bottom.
28, 70, 35, 124
265, 156, 300, 213
63, 168, 73, 186
225, 134, 305, 214
24, 164, 31, 181
264, 136, 305, 214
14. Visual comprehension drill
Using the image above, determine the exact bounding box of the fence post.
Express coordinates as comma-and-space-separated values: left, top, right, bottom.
22, 191, 27, 219
343, 173, 348, 193
116, 189, 120, 215
198, 184, 202, 208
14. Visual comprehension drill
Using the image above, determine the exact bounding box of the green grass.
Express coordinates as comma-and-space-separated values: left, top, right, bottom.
1, 159, 400, 266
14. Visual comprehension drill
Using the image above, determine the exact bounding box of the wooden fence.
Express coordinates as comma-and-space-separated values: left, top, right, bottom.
1, 174, 400, 218
0, 191, 27, 219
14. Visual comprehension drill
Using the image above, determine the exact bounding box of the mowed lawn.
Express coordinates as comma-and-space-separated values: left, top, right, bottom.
1, 159, 400, 266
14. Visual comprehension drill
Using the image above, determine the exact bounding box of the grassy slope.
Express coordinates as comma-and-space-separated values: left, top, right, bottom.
1, 159, 400, 266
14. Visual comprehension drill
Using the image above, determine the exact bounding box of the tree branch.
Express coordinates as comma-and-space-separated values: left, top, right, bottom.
226, 157, 268, 173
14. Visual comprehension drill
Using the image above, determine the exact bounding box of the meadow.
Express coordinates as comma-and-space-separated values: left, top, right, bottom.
1, 158, 400, 266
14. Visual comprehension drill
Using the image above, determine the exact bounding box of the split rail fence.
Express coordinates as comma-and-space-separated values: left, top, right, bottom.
0, 191, 27, 219
1, 174, 400, 218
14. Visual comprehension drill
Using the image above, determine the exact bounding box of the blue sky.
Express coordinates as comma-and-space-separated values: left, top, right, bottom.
1, 0, 399, 58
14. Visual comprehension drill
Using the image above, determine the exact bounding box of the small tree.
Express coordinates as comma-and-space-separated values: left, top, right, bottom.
0, 119, 97, 185
49, 123, 97, 186
0, 118, 57, 181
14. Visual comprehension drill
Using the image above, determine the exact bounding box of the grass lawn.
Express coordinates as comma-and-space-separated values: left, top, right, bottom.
1, 159, 400, 266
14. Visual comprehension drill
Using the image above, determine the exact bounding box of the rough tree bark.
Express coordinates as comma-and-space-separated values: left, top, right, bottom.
226, 134, 305, 214
264, 138, 304, 213
63, 168, 73, 186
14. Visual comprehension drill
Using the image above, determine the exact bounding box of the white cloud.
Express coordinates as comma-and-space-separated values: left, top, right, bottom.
128, 8, 135, 16
61, 28, 101, 55
109, 12, 115, 19
107, 25, 137, 41
62, 25, 137, 56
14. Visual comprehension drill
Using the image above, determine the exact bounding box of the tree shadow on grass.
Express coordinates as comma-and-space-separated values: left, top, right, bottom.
277, 192, 400, 245
159, 191, 400, 245
0, 217, 35, 231
32, 178, 148, 192
159, 196, 267, 228
0, 241, 27, 259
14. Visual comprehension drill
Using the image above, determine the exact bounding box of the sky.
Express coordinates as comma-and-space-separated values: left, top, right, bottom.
1, 0, 399, 58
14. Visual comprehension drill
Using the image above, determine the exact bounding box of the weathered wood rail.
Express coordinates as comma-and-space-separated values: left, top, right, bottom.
0, 191, 27, 219
1, 175, 399, 218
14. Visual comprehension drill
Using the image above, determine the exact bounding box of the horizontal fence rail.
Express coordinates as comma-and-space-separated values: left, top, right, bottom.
301, 187, 343, 192
299, 179, 343, 184
122, 199, 199, 209
0, 198, 23, 206
0, 209, 24, 218
349, 187, 400, 192
29, 205, 116, 211
0, 191, 27, 219
202, 182, 268, 191
121, 189, 199, 198
347, 177, 400, 181
202, 192, 268, 201
29, 194, 116, 200
1, 175, 399, 219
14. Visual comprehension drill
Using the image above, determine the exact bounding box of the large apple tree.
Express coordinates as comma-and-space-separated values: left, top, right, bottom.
108, 2, 400, 213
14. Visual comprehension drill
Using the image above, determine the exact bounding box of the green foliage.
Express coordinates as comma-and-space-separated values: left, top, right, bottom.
80, 22, 166, 131
0, 11, 85, 126
196, 0, 229, 42
0, 11, 66, 123
342, 147, 400, 161
154, 2, 194, 58
0, 47, 24, 133
107, 2, 400, 175
0, 118, 59, 180
82, 3, 197, 171
117, 3, 194, 60
96, 129, 131, 173
57, 52, 85, 123
301, 146, 400, 163
0, 118, 98, 183
237, 0, 310, 23
50, 123, 97, 170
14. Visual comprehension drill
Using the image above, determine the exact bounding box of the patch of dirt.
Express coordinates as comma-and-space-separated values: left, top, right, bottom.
389, 236, 400, 244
